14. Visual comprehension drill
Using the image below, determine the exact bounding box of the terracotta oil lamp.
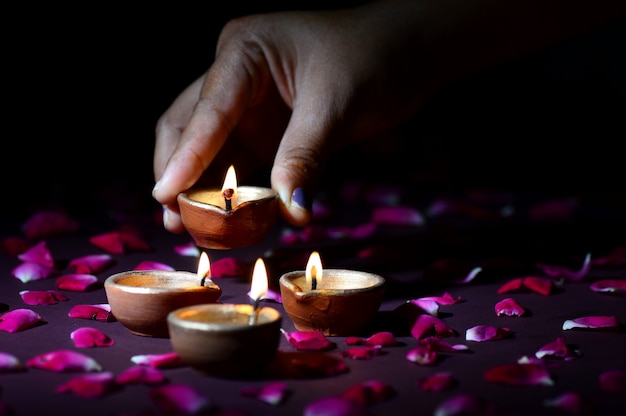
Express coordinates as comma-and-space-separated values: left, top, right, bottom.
177, 165, 279, 250
279, 251, 386, 336
104, 252, 221, 337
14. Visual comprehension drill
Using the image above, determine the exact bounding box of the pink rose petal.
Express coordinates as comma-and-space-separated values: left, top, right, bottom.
433, 393, 498, 416
26, 349, 102, 372
340, 380, 395, 405
535, 336, 581, 361
131, 352, 187, 369
495, 297, 526, 316
536, 252, 591, 282
116, 365, 167, 385
0, 352, 25, 373
340, 346, 382, 360
410, 315, 456, 339
22, 210, 79, 240
599, 369, 626, 392
240, 381, 288, 405
211, 257, 250, 278
68, 254, 113, 274
418, 336, 469, 352
591, 246, 626, 266
303, 396, 372, 416
134, 260, 175, 271
543, 391, 587, 413
282, 329, 334, 351
371, 205, 424, 226
68, 304, 115, 321
562, 315, 620, 331
406, 345, 437, 365
416, 371, 456, 392
56, 371, 119, 398
148, 383, 211, 414
0, 308, 44, 332
174, 241, 200, 257
19, 289, 69, 305
466, 325, 513, 342
89, 230, 151, 255
497, 276, 553, 296
11, 261, 56, 283
483, 362, 554, 386
71, 327, 115, 348
55, 273, 99, 292
17, 240, 55, 267
589, 279, 626, 295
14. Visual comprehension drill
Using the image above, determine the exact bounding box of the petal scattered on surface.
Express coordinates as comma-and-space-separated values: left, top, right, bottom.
466, 325, 513, 342
133, 260, 175, 271
0, 351, 25, 373
17, 240, 55, 267
174, 242, 200, 257
240, 381, 288, 405
433, 393, 498, 416
591, 246, 626, 266
483, 362, 554, 386
303, 396, 373, 416
131, 352, 187, 369
411, 315, 456, 339
496, 276, 553, 296
55, 273, 99, 292
418, 336, 469, 352
0, 308, 44, 332
494, 297, 526, 316
148, 383, 211, 415
341, 346, 382, 360
562, 315, 620, 331
68, 254, 114, 274
19, 289, 69, 305
89, 230, 151, 255
68, 304, 115, 321
589, 279, 626, 295
0, 236, 30, 256
211, 257, 250, 278
536, 252, 591, 282
535, 336, 581, 361
346, 332, 400, 347
22, 210, 79, 240
542, 391, 587, 414
11, 261, 55, 283
282, 329, 334, 351
71, 327, 115, 348
598, 369, 626, 392
116, 365, 167, 385
406, 345, 438, 365
56, 371, 119, 398
340, 380, 395, 405
371, 205, 424, 226
26, 349, 102, 372
416, 372, 456, 392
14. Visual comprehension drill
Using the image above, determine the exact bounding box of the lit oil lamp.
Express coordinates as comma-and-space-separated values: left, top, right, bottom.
177, 165, 279, 250
104, 252, 221, 338
279, 251, 386, 336
167, 258, 282, 378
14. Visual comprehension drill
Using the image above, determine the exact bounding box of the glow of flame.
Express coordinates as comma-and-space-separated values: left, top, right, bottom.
197, 251, 211, 281
249, 258, 268, 301
305, 251, 323, 290
221, 165, 238, 192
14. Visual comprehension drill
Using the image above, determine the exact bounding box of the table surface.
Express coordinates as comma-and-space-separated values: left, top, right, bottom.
1, 181, 625, 416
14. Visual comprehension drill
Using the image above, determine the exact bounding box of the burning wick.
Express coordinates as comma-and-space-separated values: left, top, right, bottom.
197, 252, 211, 286
310, 265, 318, 290
306, 251, 323, 291
248, 297, 262, 325
223, 188, 234, 211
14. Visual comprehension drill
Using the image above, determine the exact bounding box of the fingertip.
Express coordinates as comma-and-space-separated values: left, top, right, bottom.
162, 205, 186, 234
278, 187, 313, 227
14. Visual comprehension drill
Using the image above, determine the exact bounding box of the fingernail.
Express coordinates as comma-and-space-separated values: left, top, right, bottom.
152, 180, 161, 198
291, 188, 311, 212
162, 205, 170, 228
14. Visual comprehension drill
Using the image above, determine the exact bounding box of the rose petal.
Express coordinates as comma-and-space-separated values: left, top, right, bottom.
116, 365, 167, 385
418, 336, 469, 352
562, 315, 620, 331
406, 345, 437, 365
0, 351, 25, 373
68, 254, 114, 274
17, 240, 55, 267
497, 276, 553, 296
433, 393, 498, 416
68, 304, 115, 321
26, 349, 102, 372
589, 279, 626, 295
371, 205, 424, 226
240, 381, 288, 405
282, 329, 334, 351
22, 210, 79, 240
0, 236, 30, 256
535, 336, 581, 361
410, 315, 456, 339
340, 380, 395, 405
211, 257, 250, 278
303, 397, 372, 416
591, 246, 626, 266
536, 252, 591, 282
341, 346, 382, 360
55, 273, 99, 292
89, 230, 151, 255
19, 290, 69, 305
495, 297, 526, 316
599, 369, 626, 392
56, 371, 119, 398
416, 371, 456, 392
11, 261, 56, 283
0, 308, 44, 332
148, 383, 211, 414
131, 352, 187, 369
466, 325, 513, 342
133, 260, 175, 271
483, 362, 554, 386
174, 242, 200, 257
543, 391, 586, 413
71, 327, 115, 348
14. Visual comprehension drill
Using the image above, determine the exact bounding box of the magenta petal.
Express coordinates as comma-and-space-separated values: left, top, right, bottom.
562, 315, 620, 330
17, 240, 55, 267
20, 289, 69, 305
26, 349, 102, 372
483, 362, 554, 386
68, 304, 114, 321
371, 205, 424, 226
341, 346, 382, 360
591, 246, 626, 266
174, 241, 200, 257
416, 372, 456, 392
433, 393, 498, 416
116, 365, 167, 385
466, 325, 512, 342
599, 369, 626, 392
535, 336, 581, 361
589, 279, 626, 295
71, 327, 115, 348
543, 391, 586, 413
303, 396, 372, 416
410, 315, 456, 339
55, 273, 99, 292
340, 380, 395, 405
536, 252, 591, 282
282, 329, 333, 351
497, 276, 553, 295
406, 345, 437, 365
495, 297, 526, 316
131, 352, 187, 369
12, 261, 55, 283
408, 299, 439, 315
0, 308, 44, 332
22, 210, 79, 240
364, 332, 400, 347
0, 352, 25, 373
418, 336, 469, 352
0, 235, 31, 256
240, 381, 288, 405
148, 383, 211, 414
211, 257, 250, 278
68, 254, 113, 274
89, 230, 151, 255
134, 260, 175, 271
56, 371, 119, 398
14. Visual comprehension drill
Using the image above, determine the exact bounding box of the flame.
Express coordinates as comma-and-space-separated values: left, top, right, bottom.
197, 252, 211, 281
249, 258, 269, 301
221, 165, 238, 194
305, 251, 323, 289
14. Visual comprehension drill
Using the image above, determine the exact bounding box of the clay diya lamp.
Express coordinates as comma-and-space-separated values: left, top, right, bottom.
279, 251, 386, 336
168, 258, 282, 378
177, 165, 279, 250
104, 252, 221, 337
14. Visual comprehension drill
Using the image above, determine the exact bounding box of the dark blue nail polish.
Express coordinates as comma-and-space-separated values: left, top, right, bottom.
291, 188, 311, 211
